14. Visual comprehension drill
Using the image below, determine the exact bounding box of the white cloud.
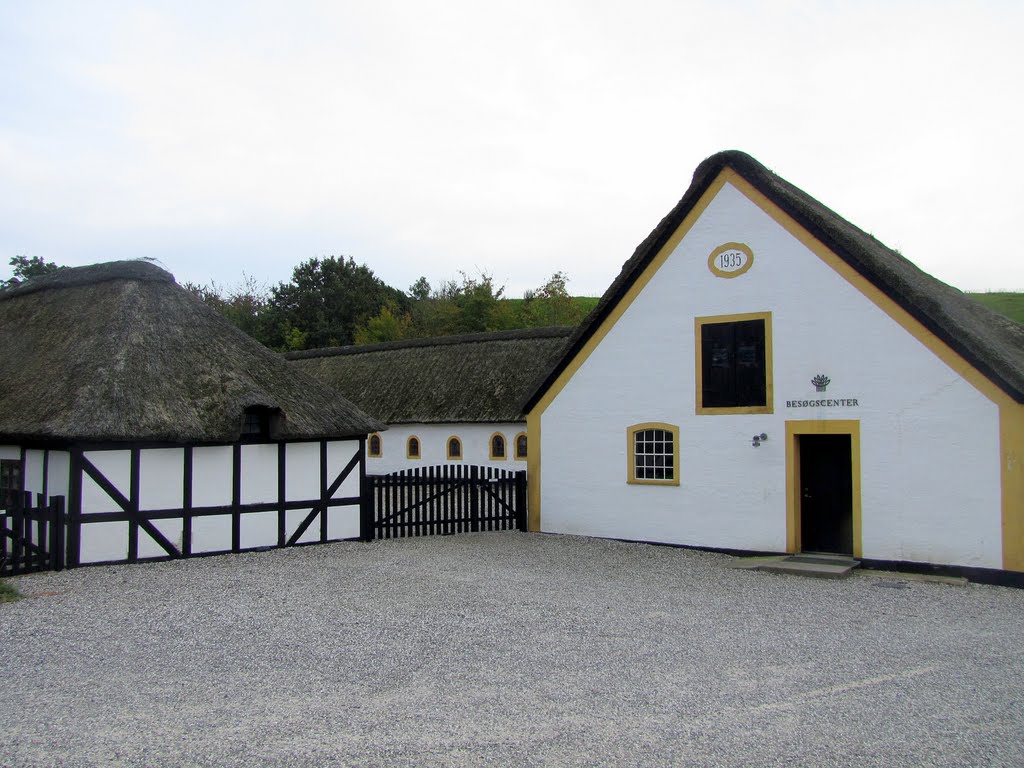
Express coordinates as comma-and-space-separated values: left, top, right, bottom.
1, 0, 1022, 295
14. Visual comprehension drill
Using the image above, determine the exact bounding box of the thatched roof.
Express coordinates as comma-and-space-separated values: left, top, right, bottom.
525, 150, 1024, 410
0, 260, 383, 443
287, 327, 573, 423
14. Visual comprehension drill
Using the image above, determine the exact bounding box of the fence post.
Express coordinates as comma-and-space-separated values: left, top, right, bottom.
12, 491, 30, 575
469, 465, 480, 533
50, 496, 66, 572
35, 493, 47, 572
360, 472, 374, 542
515, 471, 527, 532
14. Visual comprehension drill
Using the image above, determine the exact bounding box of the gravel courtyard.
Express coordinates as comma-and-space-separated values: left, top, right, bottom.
2, 532, 1023, 768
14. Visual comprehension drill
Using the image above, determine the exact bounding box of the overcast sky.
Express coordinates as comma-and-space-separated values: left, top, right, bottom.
2, 1, 1021, 298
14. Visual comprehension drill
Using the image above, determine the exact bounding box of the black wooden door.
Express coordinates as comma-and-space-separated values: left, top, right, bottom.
799, 434, 853, 555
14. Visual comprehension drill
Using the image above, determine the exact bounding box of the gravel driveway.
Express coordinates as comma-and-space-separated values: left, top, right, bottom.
2, 532, 1023, 767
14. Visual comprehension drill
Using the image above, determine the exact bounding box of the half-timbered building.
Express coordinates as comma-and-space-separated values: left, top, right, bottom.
288, 328, 571, 473
523, 150, 1024, 576
0, 260, 383, 566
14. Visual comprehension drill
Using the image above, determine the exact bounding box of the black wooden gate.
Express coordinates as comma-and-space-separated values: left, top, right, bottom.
368, 465, 526, 539
1, 492, 68, 576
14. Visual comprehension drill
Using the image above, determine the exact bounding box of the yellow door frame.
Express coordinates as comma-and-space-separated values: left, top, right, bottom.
786, 419, 862, 558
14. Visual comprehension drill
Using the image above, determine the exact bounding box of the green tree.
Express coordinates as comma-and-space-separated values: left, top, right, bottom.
185, 274, 274, 344
521, 271, 584, 327
267, 256, 407, 349
2, 255, 64, 289
408, 271, 513, 337
353, 303, 414, 344
408, 276, 431, 301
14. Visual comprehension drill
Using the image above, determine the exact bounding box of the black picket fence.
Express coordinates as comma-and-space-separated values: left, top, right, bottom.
369, 465, 526, 539
0, 492, 68, 576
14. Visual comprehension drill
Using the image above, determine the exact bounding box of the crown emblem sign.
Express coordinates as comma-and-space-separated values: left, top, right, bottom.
811, 374, 831, 392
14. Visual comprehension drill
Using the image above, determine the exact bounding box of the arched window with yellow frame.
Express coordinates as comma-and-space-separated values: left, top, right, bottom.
406, 436, 421, 460
514, 432, 528, 461
446, 436, 463, 460
368, 432, 382, 458
627, 423, 680, 486
489, 432, 507, 460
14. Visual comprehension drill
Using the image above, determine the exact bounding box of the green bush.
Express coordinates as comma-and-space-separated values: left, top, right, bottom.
0, 580, 20, 603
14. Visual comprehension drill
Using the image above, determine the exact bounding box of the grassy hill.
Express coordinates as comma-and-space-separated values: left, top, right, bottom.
968, 293, 1024, 324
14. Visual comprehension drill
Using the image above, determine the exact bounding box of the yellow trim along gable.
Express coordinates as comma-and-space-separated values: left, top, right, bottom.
526, 413, 541, 531
1002, 404, 1024, 571
723, 169, 1023, 572
785, 420, 862, 559
524, 171, 733, 532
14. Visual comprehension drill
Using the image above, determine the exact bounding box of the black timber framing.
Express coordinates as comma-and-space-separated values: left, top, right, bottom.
47, 437, 368, 568
182, 445, 193, 556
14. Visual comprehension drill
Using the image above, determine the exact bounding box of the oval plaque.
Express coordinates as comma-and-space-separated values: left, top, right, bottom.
708, 242, 754, 278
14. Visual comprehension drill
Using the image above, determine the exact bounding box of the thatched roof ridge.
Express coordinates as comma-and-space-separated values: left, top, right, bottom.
287, 326, 573, 360
0, 259, 173, 300
0, 260, 383, 443
288, 327, 573, 423
524, 150, 1024, 410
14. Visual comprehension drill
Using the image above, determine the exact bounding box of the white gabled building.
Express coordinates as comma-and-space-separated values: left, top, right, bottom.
288, 328, 571, 473
523, 151, 1024, 577
0, 260, 383, 566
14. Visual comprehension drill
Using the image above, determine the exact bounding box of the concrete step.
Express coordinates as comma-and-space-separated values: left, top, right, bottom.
737, 553, 861, 580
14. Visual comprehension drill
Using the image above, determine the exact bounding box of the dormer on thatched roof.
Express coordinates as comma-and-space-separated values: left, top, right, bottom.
0, 260, 383, 443
287, 327, 573, 424
525, 150, 1024, 411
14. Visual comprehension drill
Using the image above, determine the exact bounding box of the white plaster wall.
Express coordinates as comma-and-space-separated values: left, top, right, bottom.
192, 446, 233, 508
192, 514, 233, 553
80, 521, 128, 564
327, 506, 360, 540
47, 451, 70, 502
540, 181, 1002, 569
23, 450, 45, 497
240, 444, 278, 504
286, 508, 320, 544
240, 510, 278, 549
139, 448, 184, 511
286, 442, 319, 501
0, 445, 19, 461
366, 423, 526, 475
138, 519, 184, 559
82, 450, 131, 514
327, 440, 361, 498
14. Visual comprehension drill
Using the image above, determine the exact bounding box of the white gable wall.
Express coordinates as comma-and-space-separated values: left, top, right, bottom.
539, 181, 1002, 568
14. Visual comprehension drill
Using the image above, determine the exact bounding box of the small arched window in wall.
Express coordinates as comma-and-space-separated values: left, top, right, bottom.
446, 436, 462, 460
489, 433, 506, 460
407, 436, 421, 460
514, 432, 528, 461
627, 423, 680, 486
368, 433, 382, 458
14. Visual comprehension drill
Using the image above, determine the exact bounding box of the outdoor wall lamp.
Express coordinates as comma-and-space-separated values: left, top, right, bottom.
752, 433, 768, 448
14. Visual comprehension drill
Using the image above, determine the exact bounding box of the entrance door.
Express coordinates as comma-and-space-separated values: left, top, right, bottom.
798, 434, 853, 555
